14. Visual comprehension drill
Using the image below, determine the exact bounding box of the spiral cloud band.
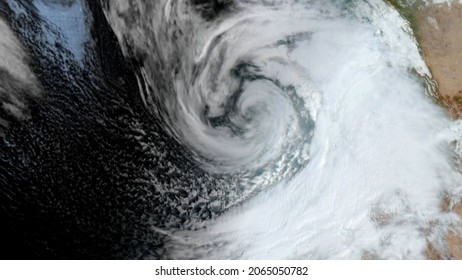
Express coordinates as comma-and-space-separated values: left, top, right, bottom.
1, 0, 462, 259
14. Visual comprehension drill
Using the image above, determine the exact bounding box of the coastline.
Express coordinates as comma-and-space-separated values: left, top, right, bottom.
415, 2, 462, 118
386, 0, 462, 259
416, 2, 462, 259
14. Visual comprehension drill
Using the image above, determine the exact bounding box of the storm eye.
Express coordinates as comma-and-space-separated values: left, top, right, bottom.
190, 0, 235, 20
3, 0, 462, 261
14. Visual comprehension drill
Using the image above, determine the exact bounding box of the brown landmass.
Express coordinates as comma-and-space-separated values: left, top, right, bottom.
384, 1, 462, 259
414, 2, 462, 117
414, 2, 462, 259
426, 197, 462, 259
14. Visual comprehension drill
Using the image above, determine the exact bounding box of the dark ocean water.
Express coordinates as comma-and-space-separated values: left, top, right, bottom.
2, 0, 462, 259
0, 0, 206, 259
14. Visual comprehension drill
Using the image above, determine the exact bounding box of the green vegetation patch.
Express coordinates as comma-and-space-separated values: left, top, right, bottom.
453, 95, 462, 105
384, 0, 426, 36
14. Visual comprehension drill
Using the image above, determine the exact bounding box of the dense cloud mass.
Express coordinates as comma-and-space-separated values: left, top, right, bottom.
1, 0, 462, 259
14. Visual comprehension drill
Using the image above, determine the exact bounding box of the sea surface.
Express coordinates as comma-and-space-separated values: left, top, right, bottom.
1, 0, 462, 259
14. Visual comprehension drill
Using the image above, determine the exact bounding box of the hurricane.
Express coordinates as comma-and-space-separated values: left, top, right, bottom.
1, 0, 462, 259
